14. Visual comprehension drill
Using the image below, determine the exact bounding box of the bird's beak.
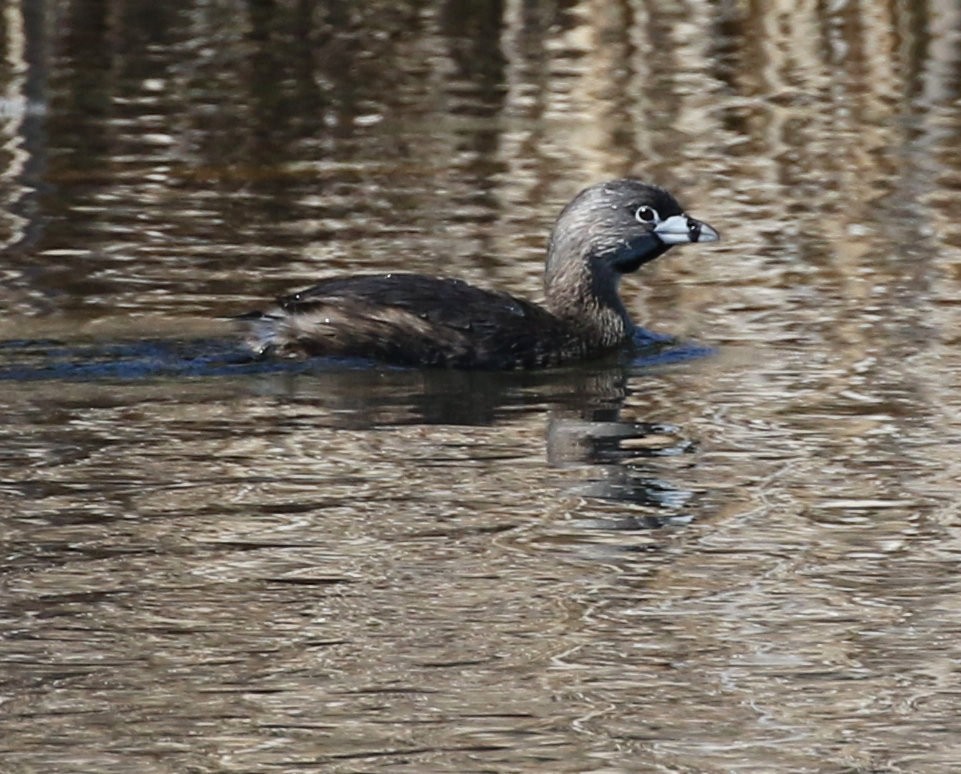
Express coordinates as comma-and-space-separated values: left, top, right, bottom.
654, 214, 720, 245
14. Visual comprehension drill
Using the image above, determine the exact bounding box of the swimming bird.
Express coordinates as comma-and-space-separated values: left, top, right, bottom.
240, 179, 718, 369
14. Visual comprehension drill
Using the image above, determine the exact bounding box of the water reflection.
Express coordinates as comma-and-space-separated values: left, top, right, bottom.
0, 322, 706, 530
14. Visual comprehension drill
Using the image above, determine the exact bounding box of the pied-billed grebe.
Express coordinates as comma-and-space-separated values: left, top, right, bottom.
241, 179, 719, 369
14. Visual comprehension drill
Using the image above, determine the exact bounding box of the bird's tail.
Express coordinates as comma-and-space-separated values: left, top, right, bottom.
229, 311, 282, 357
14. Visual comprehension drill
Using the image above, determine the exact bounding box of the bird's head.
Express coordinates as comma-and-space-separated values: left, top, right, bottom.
545, 178, 719, 296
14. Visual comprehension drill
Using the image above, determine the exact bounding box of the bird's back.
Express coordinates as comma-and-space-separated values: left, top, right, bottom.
243, 273, 587, 369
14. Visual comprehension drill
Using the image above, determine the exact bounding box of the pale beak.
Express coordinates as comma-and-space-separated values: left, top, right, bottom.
654, 213, 720, 245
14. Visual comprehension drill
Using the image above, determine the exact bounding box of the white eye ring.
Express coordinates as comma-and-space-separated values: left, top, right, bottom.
635, 205, 660, 224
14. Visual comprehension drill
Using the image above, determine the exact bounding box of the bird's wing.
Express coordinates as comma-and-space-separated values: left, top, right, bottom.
255, 274, 573, 368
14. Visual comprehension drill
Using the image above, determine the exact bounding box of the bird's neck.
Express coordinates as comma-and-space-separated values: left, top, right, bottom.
544, 262, 633, 349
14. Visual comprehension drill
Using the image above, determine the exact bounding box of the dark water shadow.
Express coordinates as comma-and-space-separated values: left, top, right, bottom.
0, 325, 711, 384
0, 337, 299, 380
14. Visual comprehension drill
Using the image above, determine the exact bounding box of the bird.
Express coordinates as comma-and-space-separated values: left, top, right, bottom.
239, 178, 719, 369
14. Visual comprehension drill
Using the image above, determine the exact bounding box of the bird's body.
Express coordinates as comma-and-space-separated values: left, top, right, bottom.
241, 179, 719, 370
244, 274, 582, 369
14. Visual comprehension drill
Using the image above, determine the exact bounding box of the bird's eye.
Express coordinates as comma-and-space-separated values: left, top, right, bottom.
635, 205, 659, 223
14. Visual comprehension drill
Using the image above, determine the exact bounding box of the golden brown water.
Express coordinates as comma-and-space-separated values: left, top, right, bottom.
3, 1, 961, 771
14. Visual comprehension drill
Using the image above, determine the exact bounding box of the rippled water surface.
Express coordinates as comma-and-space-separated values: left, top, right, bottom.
3, 1, 961, 771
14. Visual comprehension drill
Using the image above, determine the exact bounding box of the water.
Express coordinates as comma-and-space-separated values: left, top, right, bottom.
3, 0, 961, 771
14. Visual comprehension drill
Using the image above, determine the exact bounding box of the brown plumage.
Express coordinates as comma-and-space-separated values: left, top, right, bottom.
241, 179, 719, 369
